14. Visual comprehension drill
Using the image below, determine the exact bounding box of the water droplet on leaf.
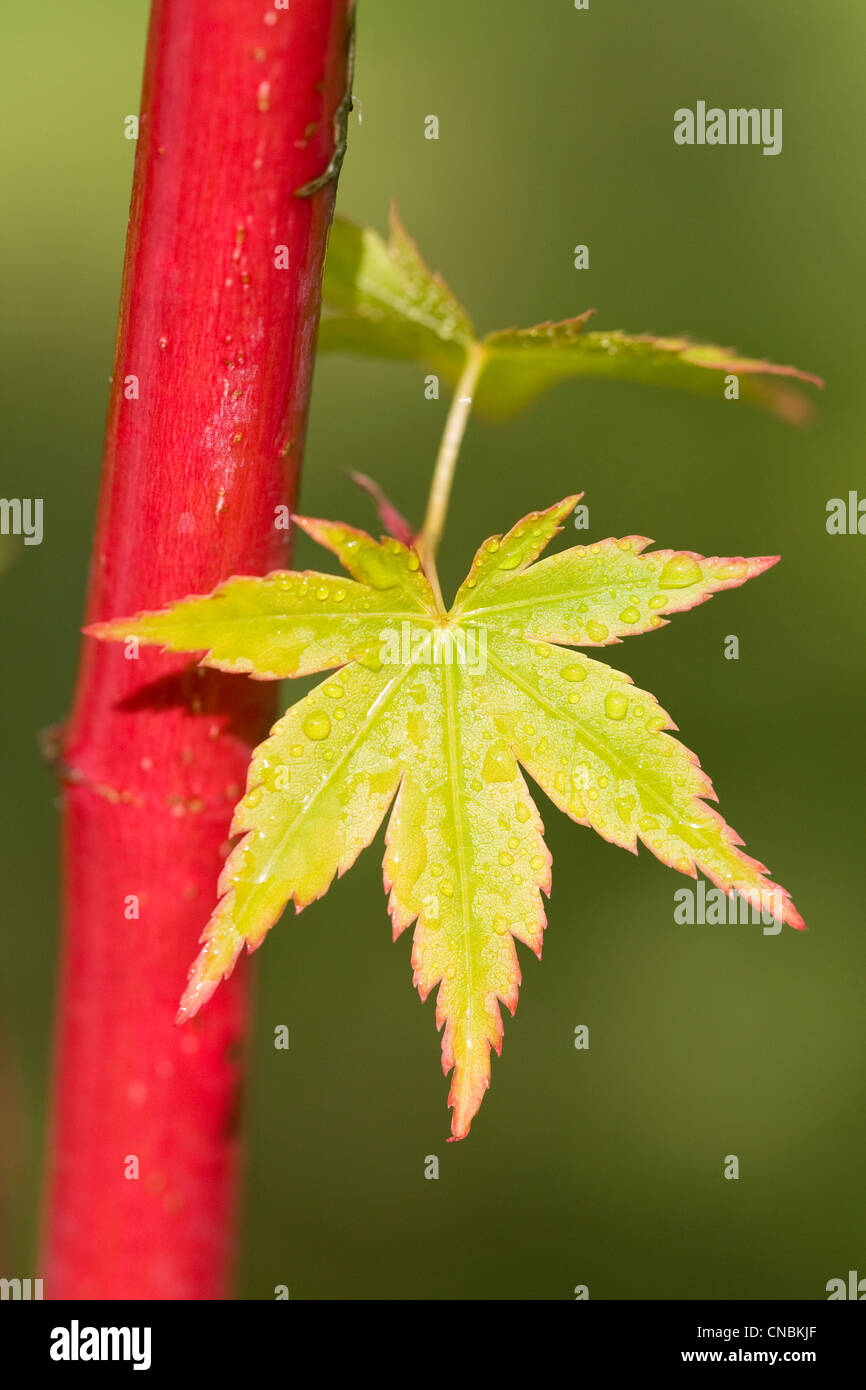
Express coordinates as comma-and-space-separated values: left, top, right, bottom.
303, 711, 331, 740
659, 554, 702, 589
482, 742, 514, 782
605, 690, 629, 721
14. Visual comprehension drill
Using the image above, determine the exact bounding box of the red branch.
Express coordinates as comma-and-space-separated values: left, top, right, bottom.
42, 0, 353, 1299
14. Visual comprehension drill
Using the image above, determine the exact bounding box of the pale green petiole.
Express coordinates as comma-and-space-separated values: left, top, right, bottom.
417, 343, 487, 608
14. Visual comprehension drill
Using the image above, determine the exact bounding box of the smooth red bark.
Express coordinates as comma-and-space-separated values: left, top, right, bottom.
43, 0, 353, 1299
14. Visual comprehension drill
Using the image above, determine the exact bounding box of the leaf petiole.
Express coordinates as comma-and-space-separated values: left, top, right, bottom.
418, 342, 487, 606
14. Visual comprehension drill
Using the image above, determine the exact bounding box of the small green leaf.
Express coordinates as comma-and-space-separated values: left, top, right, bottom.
319, 212, 822, 422
475, 318, 824, 423
319, 206, 474, 377
93, 499, 804, 1139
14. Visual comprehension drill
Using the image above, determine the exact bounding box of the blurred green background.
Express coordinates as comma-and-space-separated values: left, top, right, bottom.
2, 0, 864, 1299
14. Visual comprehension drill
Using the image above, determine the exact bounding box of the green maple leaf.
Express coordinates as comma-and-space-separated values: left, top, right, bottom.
320, 207, 823, 423
90, 497, 803, 1139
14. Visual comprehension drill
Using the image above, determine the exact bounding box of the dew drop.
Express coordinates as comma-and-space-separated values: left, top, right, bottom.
659, 554, 702, 589
324, 681, 343, 698
507, 836, 519, 850
303, 711, 331, 741
499, 851, 514, 866
316, 586, 329, 600
290, 744, 303, 758
243, 786, 263, 809
333, 587, 346, 602
646, 713, 666, 733
586, 619, 609, 643
604, 690, 629, 721
482, 742, 514, 782
649, 594, 667, 610
554, 771, 567, 793
530, 855, 545, 871
441, 881, 454, 898
561, 663, 586, 683
615, 795, 635, 822
497, 551, 522, 571
406, 553, 420, 572
493, 914, 509, 935
515, 803, 530, 823
619, 605, 640, 625
358, 554, 399, 590
485, 538, 501, 553
716, 561, 745, 581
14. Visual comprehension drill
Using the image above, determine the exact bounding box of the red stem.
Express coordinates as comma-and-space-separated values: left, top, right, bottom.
42, 0, 353, 1299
